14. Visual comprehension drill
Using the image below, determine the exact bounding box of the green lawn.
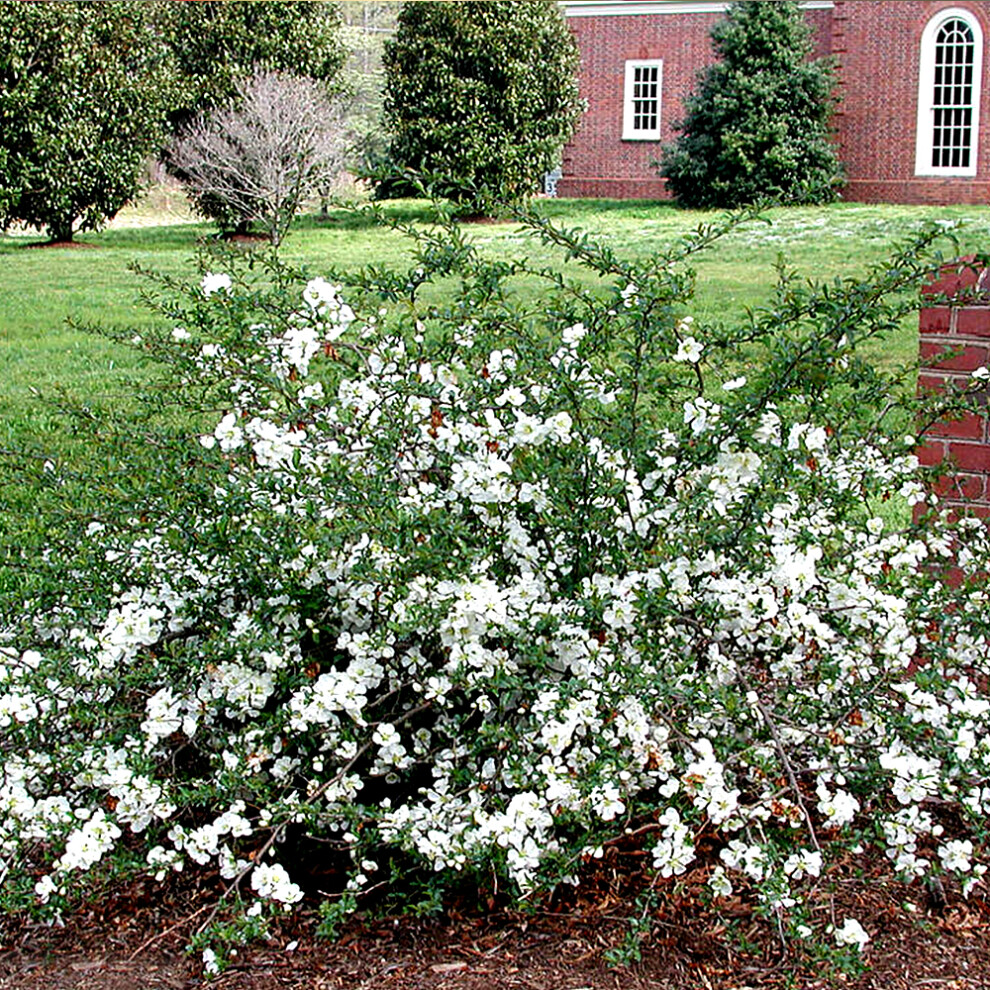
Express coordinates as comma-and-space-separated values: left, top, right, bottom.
3, 195, 989, 455
2, 194, 986, 589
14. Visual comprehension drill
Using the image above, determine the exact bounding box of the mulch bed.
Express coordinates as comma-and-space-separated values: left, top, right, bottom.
2, 850, 988, 990
21, 240, 101, 249
225, 234, 271, 245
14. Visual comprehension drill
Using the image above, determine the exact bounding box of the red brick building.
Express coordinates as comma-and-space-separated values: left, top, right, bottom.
557, 0, 990, 204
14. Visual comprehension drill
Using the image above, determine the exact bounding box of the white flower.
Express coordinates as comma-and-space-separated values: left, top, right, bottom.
834, 918, 870, 951
652, 838, 694, 879
939, 839, 974, 873
34, 874, 58, 903
720, 839, 767, 881
302, 277, 355, 333
590, 784, 625, 821
652, 808, 695, 878
496, 387, 527, 408
708, 865, 733, 897
783, 849, 822, 880
201, 272, 232, 298
57, 810, 121, 872
705, 786, 739, 825
816, 786, 859, 827
303, 276, 337, 309
213, 412, 245, 452
683, 397, 719, 435
673, 336, 704, 364
803, 425, 828, 451
753, 408, 781, 445
251, 862, 303, 904
141, 686, 183, 744
202, 948, 220, 975
561, 323, 587, 346
546, 411, 573, 442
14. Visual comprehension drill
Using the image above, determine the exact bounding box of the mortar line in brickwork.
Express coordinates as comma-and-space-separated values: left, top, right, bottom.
918, 260, 990, 517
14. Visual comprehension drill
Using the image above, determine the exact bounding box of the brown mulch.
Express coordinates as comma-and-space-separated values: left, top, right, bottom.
453, 215, 514, 225
225, 233, 271, 245
21, 240, 101, 249
2, 856, 989, 990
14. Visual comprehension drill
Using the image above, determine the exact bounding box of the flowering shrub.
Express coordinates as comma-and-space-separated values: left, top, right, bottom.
2, 206, 989, 971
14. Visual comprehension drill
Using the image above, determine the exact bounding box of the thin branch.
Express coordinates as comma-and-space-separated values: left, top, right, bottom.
752, 695, 821, 854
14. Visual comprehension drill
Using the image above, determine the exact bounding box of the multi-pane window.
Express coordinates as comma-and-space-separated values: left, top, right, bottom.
623, 59, 662, 140
932, 18, 976, 169
916, 9, 983, 176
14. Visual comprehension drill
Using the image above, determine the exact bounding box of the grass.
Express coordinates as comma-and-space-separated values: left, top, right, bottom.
1, 193, 986, 589
3, 192, 990, 458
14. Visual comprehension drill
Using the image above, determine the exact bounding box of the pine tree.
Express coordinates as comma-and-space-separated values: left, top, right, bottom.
659, 0, 842, 209
339, 2, 401, 173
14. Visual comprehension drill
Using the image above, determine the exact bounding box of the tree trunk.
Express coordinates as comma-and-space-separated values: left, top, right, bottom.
48, 218, 74, 243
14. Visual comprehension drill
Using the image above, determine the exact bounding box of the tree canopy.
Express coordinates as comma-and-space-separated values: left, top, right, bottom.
170, 70, 347, 246
659, 0, 843, 208
0, 0, 176, 242
153, 0, 346, 121
380, 0, 582, 214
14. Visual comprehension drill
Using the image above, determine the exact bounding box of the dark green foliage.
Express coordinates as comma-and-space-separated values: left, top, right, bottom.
380, 0, 582, 215
0, 1, 177, 242
659, 0, 842, 209
153, 0, 346, 121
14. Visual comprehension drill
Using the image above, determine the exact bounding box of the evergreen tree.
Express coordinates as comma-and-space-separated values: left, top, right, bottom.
380, 0, 582, 215
0, 1, 177, 242
659, 0, 842, 208
153, 0, 346, 122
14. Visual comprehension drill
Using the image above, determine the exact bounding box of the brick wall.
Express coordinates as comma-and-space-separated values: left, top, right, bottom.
558, 5, 834, 200
559, 1, 990, 205
917, 263, 990, 519
831, 1, 990, 207
557, 11, 718, 199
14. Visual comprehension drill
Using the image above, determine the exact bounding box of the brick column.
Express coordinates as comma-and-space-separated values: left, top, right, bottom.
917, 262, 990, 519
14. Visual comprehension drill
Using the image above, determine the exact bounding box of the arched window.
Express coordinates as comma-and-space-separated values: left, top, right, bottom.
916, 8, 984, 176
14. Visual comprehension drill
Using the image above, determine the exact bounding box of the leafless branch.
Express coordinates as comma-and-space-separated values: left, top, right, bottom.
171, 70, 347, 247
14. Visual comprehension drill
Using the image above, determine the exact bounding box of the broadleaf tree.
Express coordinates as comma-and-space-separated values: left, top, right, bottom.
153, 0, 347, 122
0, 0, 177, 242
659, 0, 843, 208
380, 0, 582, 215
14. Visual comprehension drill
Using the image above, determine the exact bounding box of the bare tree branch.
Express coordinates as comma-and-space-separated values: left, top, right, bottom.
171, 70, 347, 247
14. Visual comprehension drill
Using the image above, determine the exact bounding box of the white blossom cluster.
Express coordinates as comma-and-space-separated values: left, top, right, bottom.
2, 265, 988, 958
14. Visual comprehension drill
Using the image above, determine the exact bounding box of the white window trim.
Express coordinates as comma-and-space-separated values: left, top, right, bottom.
622, 59, 663, 141
562, 2, 834, 17
915, 7, 983, 177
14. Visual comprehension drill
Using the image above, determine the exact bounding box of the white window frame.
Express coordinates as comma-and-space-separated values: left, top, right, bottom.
622, 59, 663, 141
915, 8, 983, 177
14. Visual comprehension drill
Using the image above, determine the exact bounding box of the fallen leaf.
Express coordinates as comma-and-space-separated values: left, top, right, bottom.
70, 960, 106, 972
430, 961, 469, 974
